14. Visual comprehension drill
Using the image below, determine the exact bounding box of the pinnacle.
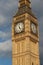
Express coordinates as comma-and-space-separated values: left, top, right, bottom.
19, 0, 31, 3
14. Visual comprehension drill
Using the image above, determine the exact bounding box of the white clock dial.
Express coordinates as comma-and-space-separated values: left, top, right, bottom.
15, 22, 24, 33
31, 23, 37, 34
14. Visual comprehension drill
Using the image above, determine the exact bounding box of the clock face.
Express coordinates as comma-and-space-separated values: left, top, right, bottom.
31, 23, 37, 34
15, 22, 24, 34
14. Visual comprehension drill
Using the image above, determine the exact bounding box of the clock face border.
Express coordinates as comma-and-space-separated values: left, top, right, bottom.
14, 21, 25, 35
31, 21, 38, 36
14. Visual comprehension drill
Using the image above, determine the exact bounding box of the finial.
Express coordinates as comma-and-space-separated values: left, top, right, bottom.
19, 0, 31, 3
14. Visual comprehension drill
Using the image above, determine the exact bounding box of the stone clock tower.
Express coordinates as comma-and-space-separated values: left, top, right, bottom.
12, 0, 40, 65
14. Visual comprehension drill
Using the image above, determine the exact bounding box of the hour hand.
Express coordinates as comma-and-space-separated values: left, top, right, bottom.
19, 26, 21, 29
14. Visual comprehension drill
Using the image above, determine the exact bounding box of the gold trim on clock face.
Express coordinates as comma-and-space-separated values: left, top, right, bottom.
14, 22, 24, 34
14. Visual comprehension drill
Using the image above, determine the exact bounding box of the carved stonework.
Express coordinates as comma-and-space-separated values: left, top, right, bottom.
12, 0, 40, 65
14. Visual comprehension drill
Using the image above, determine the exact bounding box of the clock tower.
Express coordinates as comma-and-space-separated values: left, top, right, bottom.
12, 0, 40, 65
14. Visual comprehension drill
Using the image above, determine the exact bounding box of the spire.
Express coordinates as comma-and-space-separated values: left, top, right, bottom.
18, 0, 31, 9
14, 0, 36, 19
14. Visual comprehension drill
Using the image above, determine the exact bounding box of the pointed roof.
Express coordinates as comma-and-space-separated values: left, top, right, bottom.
13, 0, 37, 19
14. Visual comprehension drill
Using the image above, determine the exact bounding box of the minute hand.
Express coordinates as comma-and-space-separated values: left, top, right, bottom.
19, 26, 21, 30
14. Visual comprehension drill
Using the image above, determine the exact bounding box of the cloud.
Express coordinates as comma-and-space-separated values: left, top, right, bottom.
0, 40, 12, 57
40, 46, 43, 64
0, 31, 11, 42
4, 0, 18, 11
0, 0, 18, 27
37, 12, 43, 65
0, 14, 6, 25
39, 16, 43, 36
31, 0, 43, 17
0, 0, 18, 12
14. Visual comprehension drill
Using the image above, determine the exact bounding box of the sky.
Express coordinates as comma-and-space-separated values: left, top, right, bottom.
0, 0, 43, 65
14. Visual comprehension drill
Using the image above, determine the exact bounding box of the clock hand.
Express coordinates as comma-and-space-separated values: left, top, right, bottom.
19, 26, 21, 29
